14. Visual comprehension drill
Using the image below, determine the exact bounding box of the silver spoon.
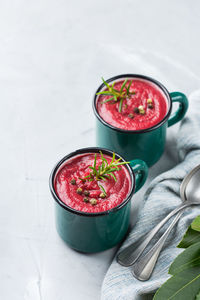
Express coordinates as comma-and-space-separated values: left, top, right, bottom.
117, 164, 200, 268
131, 211, 183, 280
131, 164, 200, 281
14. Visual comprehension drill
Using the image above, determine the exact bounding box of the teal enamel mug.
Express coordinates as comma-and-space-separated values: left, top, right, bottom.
93, 74, 189, 167
49, 147, 148, 253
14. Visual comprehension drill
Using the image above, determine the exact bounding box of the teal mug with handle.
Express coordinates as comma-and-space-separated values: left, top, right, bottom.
49, 147, 148, 253
93, 74, 189, 167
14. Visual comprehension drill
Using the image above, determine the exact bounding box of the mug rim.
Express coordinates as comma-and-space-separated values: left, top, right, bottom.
49, 147, 135, 217
93, 74, 172, 134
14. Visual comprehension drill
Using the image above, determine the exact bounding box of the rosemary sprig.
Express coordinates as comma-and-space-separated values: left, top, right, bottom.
96, 77, 136, 112
99, 184, 106, 197
80, 151, 129, 196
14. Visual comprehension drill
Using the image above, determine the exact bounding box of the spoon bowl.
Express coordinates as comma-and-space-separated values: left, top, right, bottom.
117, 164, 200, 269
185, 167, 200, 203
131, 164, 200, 281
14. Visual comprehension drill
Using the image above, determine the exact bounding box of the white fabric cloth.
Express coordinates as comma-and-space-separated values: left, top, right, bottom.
101, 91, 200, 300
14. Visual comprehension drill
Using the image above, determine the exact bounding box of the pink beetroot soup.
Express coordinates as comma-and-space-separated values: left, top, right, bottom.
54, 153, 132, 213
96, 78, 168, 131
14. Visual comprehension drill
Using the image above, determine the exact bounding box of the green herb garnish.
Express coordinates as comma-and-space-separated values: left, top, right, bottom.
83, 197, 89, 203
99, 185, 106, 197
76, 187, 82, 194
83, 190, 90, 196
70, 178, 76, 185
90, 198, 97, 205
80, 151, 129, 196
96, 77, 136, 112
148, 103, 154, 109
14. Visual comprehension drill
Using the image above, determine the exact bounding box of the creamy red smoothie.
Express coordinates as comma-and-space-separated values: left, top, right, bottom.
54, 152, 131, 213
96, 78, 168, 130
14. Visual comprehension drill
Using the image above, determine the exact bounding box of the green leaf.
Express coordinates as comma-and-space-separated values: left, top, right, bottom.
110, 173, 117, 182
115, 157, 122, 163
97, 165, 101, 176
153, 266, 200, 300
154, 216, 200, 300
100, 150, 104, 160
192, 216, 200, 232
102, 97, 115, 103
93, 153, 97, 169
178, 226, 200, 249
169, 242, 200, 275
99, 184, 107, 196
196, 290, 200, 299
81, 175, 90, 179
111, 152, 115, 164
111, 82, 116, 89
103, 174, 110, 179
119, 99, 123, 112
114, 94, 118, 101
89, 166, 97, 176
107, 168, 119, 173
96, 91, 114, 96
115, 161, 129, 166
113, 88, 120, 93
101, 77, 111, 89
101, 161, 105, 172
120, 79, 128, 93
100, 151, 108, 165
126, 80, 132, 94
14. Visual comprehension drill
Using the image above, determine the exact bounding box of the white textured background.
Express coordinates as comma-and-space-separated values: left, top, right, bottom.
1, 1, 200, 299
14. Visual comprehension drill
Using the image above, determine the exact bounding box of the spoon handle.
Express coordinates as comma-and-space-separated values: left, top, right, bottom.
131, 211, 183, 281
117, 203, 189, 267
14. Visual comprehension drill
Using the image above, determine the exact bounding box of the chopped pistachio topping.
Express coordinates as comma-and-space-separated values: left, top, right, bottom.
147, 98, 152, 104
140, 110, 145, 115
90, 198, 97, 205
138, 105, 145, 115
83, 197, 89, 203
100, 192, 106, 199
134, 107, 139, 114
83, 190, 90, 196
76, 187, 83, 195
128, 113, 134, 119
148, 103, 154, 109
70, 179, 76, 185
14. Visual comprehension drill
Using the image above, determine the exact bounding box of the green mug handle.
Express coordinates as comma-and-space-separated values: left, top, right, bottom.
130, 159, 148, 193
168, 92, 189, 127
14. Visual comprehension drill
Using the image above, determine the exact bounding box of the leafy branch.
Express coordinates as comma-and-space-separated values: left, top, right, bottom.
153, 215, 200, 300
96, 77, 136, 112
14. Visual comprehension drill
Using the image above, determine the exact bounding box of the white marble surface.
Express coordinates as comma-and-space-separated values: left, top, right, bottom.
1, 1, 200, 299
